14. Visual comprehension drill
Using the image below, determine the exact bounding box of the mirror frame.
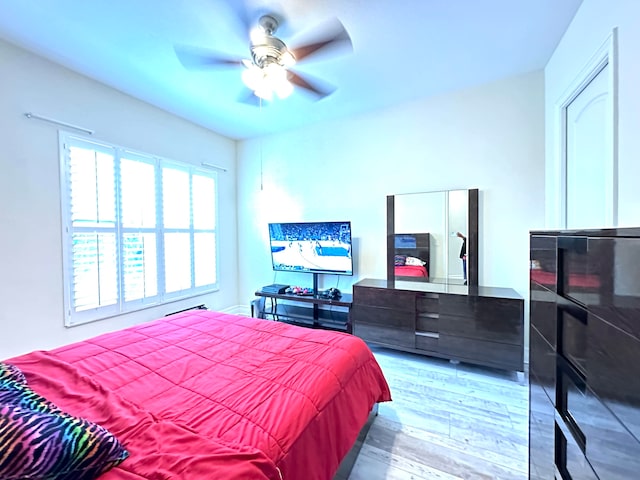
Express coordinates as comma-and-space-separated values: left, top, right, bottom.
386, 188, 479, 286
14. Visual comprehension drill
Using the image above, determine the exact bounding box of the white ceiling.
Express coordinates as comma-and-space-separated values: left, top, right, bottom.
0, 0, 582, 140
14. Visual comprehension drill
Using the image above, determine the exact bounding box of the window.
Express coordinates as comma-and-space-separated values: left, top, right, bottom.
60, 133, 218, 326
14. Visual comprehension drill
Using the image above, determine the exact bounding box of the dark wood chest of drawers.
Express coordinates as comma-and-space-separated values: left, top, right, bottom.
352, 279, 524, 372
529, 228, 640, 479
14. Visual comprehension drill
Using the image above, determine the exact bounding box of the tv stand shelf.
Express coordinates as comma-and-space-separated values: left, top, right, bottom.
253, 291, 353, 333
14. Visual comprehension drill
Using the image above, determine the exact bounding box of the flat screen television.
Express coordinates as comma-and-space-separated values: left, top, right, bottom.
268, 221, 353, 276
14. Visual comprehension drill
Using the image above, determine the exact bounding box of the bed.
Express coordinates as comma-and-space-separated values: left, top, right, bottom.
394, 264, 428, 278
1, 310, 391, 480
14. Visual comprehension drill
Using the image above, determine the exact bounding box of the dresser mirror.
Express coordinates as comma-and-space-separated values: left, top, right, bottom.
386, 188, 478, 286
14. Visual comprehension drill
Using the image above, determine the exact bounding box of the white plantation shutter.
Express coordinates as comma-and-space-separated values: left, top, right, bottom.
193, 174, 217, 287
193, 175, 215, 229
60, 133, 218, 326
162, 166, 192, 296
194, 232, 216, 286
164, 232, 192, 293
120, 155, 159, 305
71, 232, 118, 311
66, 143, 120, 322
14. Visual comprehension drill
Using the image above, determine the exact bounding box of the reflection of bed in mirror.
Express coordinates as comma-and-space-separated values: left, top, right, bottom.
394, 233, 430, 280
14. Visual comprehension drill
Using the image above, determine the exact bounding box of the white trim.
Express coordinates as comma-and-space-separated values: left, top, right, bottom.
555, 28, 618, 228
220, 304, 252, 316
59, 132, 219, 327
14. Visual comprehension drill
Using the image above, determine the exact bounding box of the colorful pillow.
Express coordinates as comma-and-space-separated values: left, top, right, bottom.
0, 380, 61, 414
0, 403, 129, 480
0, 363, 26, 387
394, 254, 407, 266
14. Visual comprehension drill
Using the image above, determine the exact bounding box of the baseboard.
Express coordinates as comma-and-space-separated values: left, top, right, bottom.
219, 304, 252, 317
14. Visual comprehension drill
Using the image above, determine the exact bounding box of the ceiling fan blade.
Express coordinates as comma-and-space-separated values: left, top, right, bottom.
290, 18, 352, 63
288, 70, 336, 99
174, 44, 244, 69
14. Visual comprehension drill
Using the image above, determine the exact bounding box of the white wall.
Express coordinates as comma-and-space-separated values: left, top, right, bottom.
236, 72, 546, 313
0, 39, 548, 360
0, 39, 237, 359
545, 0, 640, 227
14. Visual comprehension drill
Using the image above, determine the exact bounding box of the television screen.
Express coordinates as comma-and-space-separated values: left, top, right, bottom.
268, 221, 353, 275
395, 234, 417, 249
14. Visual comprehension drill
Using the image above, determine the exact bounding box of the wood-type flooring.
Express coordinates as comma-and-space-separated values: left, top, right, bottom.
347, 346, 529, 480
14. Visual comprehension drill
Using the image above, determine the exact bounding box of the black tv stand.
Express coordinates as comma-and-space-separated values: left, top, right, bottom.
253, 279, 353, 334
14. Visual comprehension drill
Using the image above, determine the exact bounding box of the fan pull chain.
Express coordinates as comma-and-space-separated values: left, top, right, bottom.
259, 96, 264, 191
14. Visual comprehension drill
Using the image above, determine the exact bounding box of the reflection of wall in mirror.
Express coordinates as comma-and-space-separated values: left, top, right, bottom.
395, 192, 446, 279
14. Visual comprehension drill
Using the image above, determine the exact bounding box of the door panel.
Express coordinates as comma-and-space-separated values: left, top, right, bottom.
566, 63, 610, 229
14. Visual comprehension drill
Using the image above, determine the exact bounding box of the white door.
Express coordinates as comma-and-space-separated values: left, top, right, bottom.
565, 63, 612, 229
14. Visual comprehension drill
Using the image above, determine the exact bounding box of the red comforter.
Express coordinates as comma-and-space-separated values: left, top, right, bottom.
395, 265, 428, 277
8, 311, 391, 480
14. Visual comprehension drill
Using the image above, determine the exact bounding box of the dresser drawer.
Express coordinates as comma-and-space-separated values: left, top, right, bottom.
529, 374, 556, 480
555, 416, 599, 480
576, 389, 640, 479
557, 336, 640, 479
415, 332, 438, 352
587, 313, 640, 442
416, 293, 439, 313
587, 237, 640, 341
351, 304, 414, 329
439, 296, 523, 345
416, 315, 438, 334
556, 356, 587, 453
530, 327, 555, 403
353, 322, 414, 348
558, 298, 588, 377
529, 386, 555, 480
531, 235, 557, 292
351, 303, 415, 349
530, 286, 557, 347
439, 335, 523, 371
557, 235, 594, 306
353, 286, 415, 312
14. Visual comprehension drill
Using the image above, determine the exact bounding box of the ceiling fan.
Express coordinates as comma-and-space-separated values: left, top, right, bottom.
174, 10, 352, 104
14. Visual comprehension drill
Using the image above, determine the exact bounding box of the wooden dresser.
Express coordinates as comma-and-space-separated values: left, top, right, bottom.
529, 228, 640, 479
351, 278, 524, 372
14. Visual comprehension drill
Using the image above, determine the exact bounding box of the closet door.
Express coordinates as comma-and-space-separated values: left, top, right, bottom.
565, 63, 612, 229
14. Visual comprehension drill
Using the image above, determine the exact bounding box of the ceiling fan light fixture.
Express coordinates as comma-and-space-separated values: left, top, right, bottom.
280, 50, 296, 67
254, 84, 274, 101
241, 64, 264, 91
176, 12, 350, 104
264, 63, 293, 99
274, 77, 294, 99
250, 26, 267, 44
242, 62, 293, 100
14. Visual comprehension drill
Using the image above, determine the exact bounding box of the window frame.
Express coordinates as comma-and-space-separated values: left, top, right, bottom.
59, 132, 219, 327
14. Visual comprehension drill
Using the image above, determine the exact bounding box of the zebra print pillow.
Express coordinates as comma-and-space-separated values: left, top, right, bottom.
0, 377, 128, 479
0, 381, 61, 414
0, 363, 26, 387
